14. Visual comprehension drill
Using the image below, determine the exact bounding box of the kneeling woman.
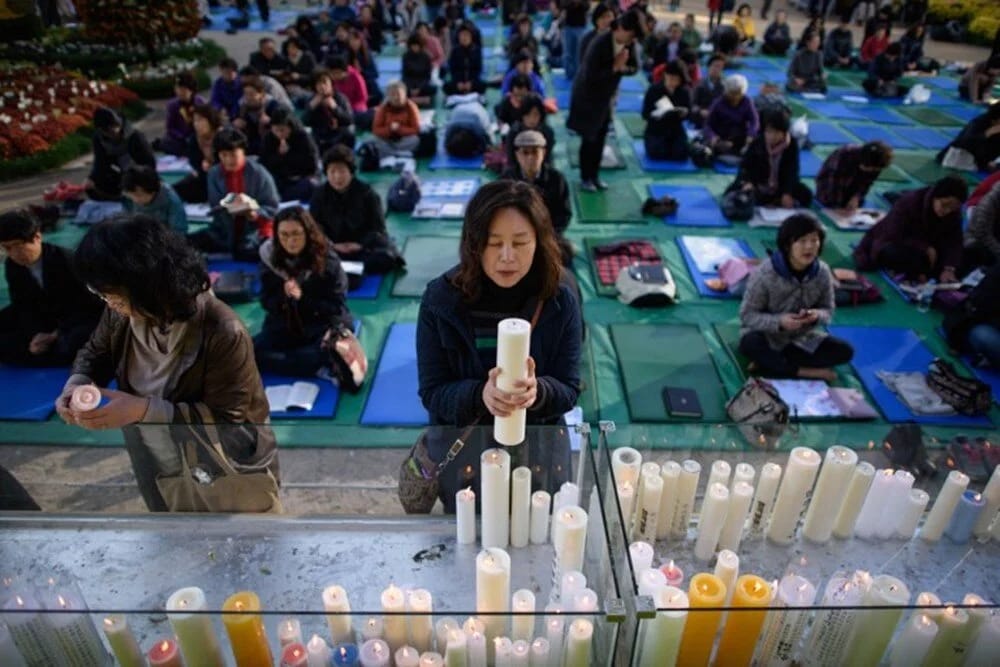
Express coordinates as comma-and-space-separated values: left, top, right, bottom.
417, 180, 582, 511
739, 214, 854, 382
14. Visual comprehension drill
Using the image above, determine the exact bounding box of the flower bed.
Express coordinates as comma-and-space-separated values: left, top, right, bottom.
118, 61, 212, 99
928, 0, 1000, 45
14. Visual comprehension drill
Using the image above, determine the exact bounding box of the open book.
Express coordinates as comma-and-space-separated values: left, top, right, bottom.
266, 381, 320, 412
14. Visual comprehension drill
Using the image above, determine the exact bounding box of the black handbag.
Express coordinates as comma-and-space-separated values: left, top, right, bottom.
398, 427, 474, 513
926, 358, 992, 416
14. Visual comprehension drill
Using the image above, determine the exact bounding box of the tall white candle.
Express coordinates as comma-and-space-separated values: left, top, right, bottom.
637, 569, 668, 598
466, 630, 486, 667
306, 635, 331, 667
396, 645, 421, 667
510, 467, 532, 548
973, 465, 1000, 538
572, 589, 598, 614
544, 614, 564, 667
717, 480, 754, 553
656, 461, 681, 539
694, 482, 730, 561
921, 604, 970, 667
896, 489, 931, 539
638, 586, 688, 667
611, 447, 642, 488
457, 488, 476, 545
481, 448, 511, 549
362, 617, 384, 641
529, 491, 551, 544
560, 572, 586, 603
494, 638, 513, 667
435, 619, 459, 655
634, 470, 664, 542
529, 638, 549, 667
706, 460, 731, 490
921, 471, 970, 542
616, 481, 635, 531
965, 613, 1000, 667
420, 651, 445, 667
476, 548, 511, 643
408, 589, 434, 653
2, 590, 61, 665
40, 585, 109, 667
278, 618, 303, 648
882, 470, 916, 539
802, 574, 865, 667
961, 593, 992, 657
841, 574, 910, 667
494, 318, 531, 445
444, 629, 468, 667
755, 574, 818, 666
381, 584, 408, 651
731, 462, 755, 490
511, 590, 535, 642
831, 462, 876, 539
854, 468, 898, 540
359, 639, 390, 667
767, 447, 821, 545
562, 619, 592, 667
748, 462, 782, 536
0, 622, 27, 667
713, 550, 740, 605
628, 541, 654, 575
671, 460, 702, 539
322, 585, 354, 645
101, 615, 144, 667
801, 446, 858, 543
553, 506, 588, 581
887, 613, 937, 667
510, 640, 529, 667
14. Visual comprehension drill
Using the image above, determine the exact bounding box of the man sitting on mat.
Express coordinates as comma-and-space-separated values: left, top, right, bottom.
703, 74, 759, 159
862, 43, 909, 99
786, 32, 827, 94
739, 214, 854, 382
853, 176, 968, 285
0, 209, 103, 367
692, 54, 726, 130
724, 109, 812, 209
815, 141, 893, 212
641, 61, 691, 162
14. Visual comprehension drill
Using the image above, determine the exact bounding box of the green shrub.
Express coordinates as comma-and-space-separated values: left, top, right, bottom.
969, 16, 1000, 47
120, 68, 211, 99
0, 132, 92, 182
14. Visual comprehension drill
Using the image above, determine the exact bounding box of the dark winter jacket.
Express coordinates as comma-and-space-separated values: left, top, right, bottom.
308, 178, 387, 248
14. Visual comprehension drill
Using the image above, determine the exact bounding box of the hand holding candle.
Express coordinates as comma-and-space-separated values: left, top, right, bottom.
70, 384, 101, 411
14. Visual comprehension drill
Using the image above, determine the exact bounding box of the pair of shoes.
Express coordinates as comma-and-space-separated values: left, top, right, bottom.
594, 179, 609, 190
580, 180, 598, 193
641, 195, 679, 217
43, 181, 85, 202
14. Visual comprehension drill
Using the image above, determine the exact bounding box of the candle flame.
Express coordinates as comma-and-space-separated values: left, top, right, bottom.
160, 640, 169, 652
103, 617, 113, 628
667, 559, 676, 572
946, 605, 956, 616
753, 581, 764, 594
919, 614, 932, 627
179, 598, 188, 609
974, 493, 982, 502
57, 595, 68, 609
235, 600, 244, 612
340, 647, 347, 656
15, 596, 24, 607
798, 582, 809, 593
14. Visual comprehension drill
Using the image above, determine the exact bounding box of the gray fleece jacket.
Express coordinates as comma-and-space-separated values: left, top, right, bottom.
965, 183, 1000, 262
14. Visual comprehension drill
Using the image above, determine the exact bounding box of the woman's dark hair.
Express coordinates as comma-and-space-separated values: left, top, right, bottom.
268, 106, 301, 131
272, 207, 329, 276
860, 141, 893, 169
931, 175, 969, 202
592, 2, 613, 27
454, 180, 562, 303
327, 55, 348, 71
323, 144, 355, 172
192, 102, 225, 130
518, 93, 547, 120
175, 71, 198, 92
212, 128, 248, 156
121, 165, 161, 195
737, 3, 751, 13
407, 33, 424, 48
219, 57, 239, 71
615, 9, 642, 34
776, 213, 826, 258
0, 209, 41, 242
885, 42, 902, 57
313, 68, 334, 88
285, 36, 304, 51
762, 108, 791, 133
74, 215, 209, 325
663, 60, 687, 82
433, 15, 448, 32
509, 73, 533, 91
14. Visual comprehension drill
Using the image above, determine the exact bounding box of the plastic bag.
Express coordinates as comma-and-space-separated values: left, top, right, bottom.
904, 84, 931, 105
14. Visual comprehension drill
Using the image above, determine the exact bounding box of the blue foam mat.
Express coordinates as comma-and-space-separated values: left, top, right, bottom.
428, 142, 484, 170
633, 141, 699, 173
263, 373, 339, 419
841, 124, 916, 150
348, 274, 383, 300
809, 121, 857, 145
619, 77, 646, 94
204, 7, 301, 32
904, 127, 954, 150
376, 56, 402, 73
828, 325, 994, 427
809, 101, 866, 121
615, 95, 643, 113
852, 106, 911, 125
676, 235, 755, 299
0, 365, 68, 420
360, 322, 430, 426
799, 150, 823, 178
938, 105, 980, 122
648, 184, 729, 228
207, 260, 262, 296
713, 160, 740, 174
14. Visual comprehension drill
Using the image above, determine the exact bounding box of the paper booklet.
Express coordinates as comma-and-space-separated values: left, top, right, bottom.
266, 381, 320, 412
651, 96, 675, 118
341, 261, 365, 276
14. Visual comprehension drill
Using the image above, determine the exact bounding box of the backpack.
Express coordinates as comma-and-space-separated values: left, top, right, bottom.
386, 171, 421, 213
721, 189, 755, 222
833, 271, 883, 306
356, 141, 380, 172
444, 125, 486, 158
689, 139, 714, 169
615, 263, 677, 307
211, 270, 256, 304
926, 358, 992, 416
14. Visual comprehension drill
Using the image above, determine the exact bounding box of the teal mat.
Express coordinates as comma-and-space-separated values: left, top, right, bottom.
392, 235, 459, 297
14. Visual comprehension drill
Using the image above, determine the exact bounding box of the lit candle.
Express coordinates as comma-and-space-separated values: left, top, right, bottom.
944, 490, 986, 543
694, 482, 729, 561
921, 604, 969, 667
707, 460, 732, 490
854, 468, 898, 540
560, 571, 586, 602
278, 618, 303, 648
553, 506, 588, 590
841, 575, 910, 666
801, 446, 858, 543
544, 613, 564, 667
381, 584, 407, 651
148, 638, 182, 667
481, 449, 511, 549
714, 575, 771, 667
510, 467, 532, 548
511, 590, 535, 641
973, 465, 1000, 538
634, 470, 663, 542
748, 462, 783, 536
573, 588, 598, 615
629, 541, 654, 581
332, 643, 359, 666
660, 560, 685, 588
281, 642, 309, 667
494, 317, 532, 445
915, 591, 943, 620
101, 615, 144, 667
359, 639, 390, 667
731, 462, 755, 490
637, 569, 668, 598
921, 470, 970, 542
40, 583, 109, 666
494, 637, 513, 666
717, 480, 754, 553
896, 489, 931, 539
755, 574, 817, 666
831, 462, 876, 539
562, 619, 592, 667
306, 634, 332, 667
611, 447, 642, 489
466, 630, 486, 667
69, 384, 101, 411
222, 591, 273, 667
456, 488, 476, 545
880, 470, 916, 539
671, 460, 702, 539
529, 637, 549, 667
529, 491, 552, 545
362, 617, 384, 641
616, 481, 635, 531
1, 590, 61, 665
887, 613, 937, 667
960, 593, 992, 658
462, 617, 485, 637
637, 585, 688, 667
802, 573, 866, 666
395, 645, 420, 667
965, 613, 1000, 667
767, 447, 821, 545
676, 573, 726, 666
0, 621, 27, 667
322, 585, 354, 645
712, 551, 739, 605
166, 586, 224, 666
408, 589, 434, 653
476, 548, 511, 643
434, 619, 459, 655
656, 461, 682, 540
510, 640, 530, 667
445, 630, 468, 667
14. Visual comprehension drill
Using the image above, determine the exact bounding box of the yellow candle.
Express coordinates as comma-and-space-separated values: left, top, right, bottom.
222, 591, 274, 667
676, 573, 726, 667
714, 575, 772, 667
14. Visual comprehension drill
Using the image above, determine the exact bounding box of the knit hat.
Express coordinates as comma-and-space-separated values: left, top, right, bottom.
93, 106, 120, 131
514, 130, 547, 148
931, 175, 969, 202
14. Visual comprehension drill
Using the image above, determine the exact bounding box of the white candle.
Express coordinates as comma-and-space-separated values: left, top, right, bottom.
671, 460, 702, 538
636, 462, 661, 497
896, 489, 931, 539
638, 585, 687, 667
0, 622, 27, 667
420, 652, 445, 667
445, 629, 468, 667
693, 482, 729, 561
616, 481, 635, 531
165, 586, 223, 666
529, 638, 549, 667
965, 613, 1000, 667
434, 618, 459, 655
2, 590, 61, 665
880, 469, 916, 539
973, 465, 1000, 538
466, 630, 486, 667
381, 584, 407, 651
731, 462, 755, 489
562, 619, 592, 667
628, 541, 654, 575
494, 318, 532, 445
755, 574, 818, 666
510, 640, 530, 667
961, 593, 992, 655
511, 590, 535, 641
656, 461, 681, 539
921, 604, 970, 667
854, 468, 898, 540
408, 589, 434, 653
802, 574, 866, 667
921, 471, 970, 542
748, 462, 782, 536
611, 447, 642, 488
888, 613, 937, 667
279, 618, 303, 648
41, 586, 108, 666
717, 480, 754, 552
306, 635, 331, 667
915, 591, 943, 620
707, 460, 731, 490
481, 449, 511, 549
560, 572, 586, 603
767, 447, 821, 545
841, 575, 910, 666
457, 488, 476, 545
476, 548, 511, 643
462, 617, 485, 637
396, 645, 421, 667
831, 462, 876, 539
322, 585, 354, 644
801, 446, 858, 543
554, 506, 588, 582
494, 637, 513, 666
713, 550, 739, 605
544, 614, 564, 667
360, 639, 390, 667
70, 384, 101, 411
510, 467, 532, 548
634, 471, 663, 542
660, 560, 684, 588
101, 615, 143, 667
362, 616, 384, 641
573, 589, 598, 614
637, 569, 668, 598
529, 491, 551, 544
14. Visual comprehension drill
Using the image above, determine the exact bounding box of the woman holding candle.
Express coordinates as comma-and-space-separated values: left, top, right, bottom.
417, 180, 583, 511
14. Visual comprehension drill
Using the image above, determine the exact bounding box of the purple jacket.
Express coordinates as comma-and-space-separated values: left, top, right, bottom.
703, 95, 759, 143
166, 95, 205, 142
210, 77, 242, 121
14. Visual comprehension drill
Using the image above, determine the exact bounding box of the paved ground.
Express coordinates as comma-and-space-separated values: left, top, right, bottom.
0, 0, 992, 515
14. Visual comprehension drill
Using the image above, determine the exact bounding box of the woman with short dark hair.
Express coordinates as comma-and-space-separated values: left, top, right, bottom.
816, 141, 893, 211
725, 109, 811, 208
173, 103, 226, 204
258, 107, 320, 203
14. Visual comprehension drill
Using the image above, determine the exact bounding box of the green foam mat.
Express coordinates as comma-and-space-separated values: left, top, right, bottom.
610, 323, 728, 422
573, 181, 645, 223
583, 236, 662, 297
896, 107, 962, 127
619, 113, 646, 139
879, 163, 913, 183
391, 235, 459, 297
566, 139, 627, 169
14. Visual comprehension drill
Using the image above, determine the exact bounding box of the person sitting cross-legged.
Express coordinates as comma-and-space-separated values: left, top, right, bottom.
725, 109, 812, 208
371, 81, 421, 159
703, 74, 759, 158
121, 165, 188, 234
786, 32, 827, 94
258, 107, 320, 203
641, 61, 692, 162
